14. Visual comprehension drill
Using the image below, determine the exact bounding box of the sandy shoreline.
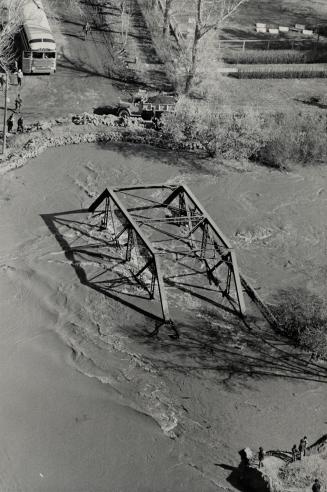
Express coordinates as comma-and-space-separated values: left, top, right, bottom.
0, 142, 326, 491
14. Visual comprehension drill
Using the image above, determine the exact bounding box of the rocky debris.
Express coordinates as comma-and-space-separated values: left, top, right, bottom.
72, 112, 118, 127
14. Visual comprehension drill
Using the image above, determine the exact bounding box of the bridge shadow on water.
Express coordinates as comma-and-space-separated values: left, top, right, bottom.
41, 208, 166, 323
41, 209, 327, 387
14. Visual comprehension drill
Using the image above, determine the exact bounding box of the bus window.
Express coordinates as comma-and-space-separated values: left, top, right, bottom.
30, 39, 43, 43
43, 38, 55, 43
23, 51, 32, 58
44, 52, 55, 58
33, 52, 44, 58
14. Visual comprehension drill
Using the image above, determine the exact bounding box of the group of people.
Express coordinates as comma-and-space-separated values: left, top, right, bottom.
7, 113, 24, 133
257, 438, 322, 491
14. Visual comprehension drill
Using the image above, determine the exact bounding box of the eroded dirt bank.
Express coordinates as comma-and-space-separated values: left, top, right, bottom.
0, 142, 326, 491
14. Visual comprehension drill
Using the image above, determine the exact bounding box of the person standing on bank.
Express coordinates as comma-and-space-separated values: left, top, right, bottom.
258, 447, 265, 468
299, 437, 307, 459
17, 69, 23, 87
7, 113, 14, 133
15, 94, 22, 112
17, 115, 24, 133
291, 444, 298, 462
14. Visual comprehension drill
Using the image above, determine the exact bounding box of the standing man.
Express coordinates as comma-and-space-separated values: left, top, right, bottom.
82, 21, 91, 40
17, 115, 24, 133
258, 447, 265, 468
7, 113, 14, 133
0, 74, 4, 91
299, 437, 308, 459
291, 444, 298, 462
17, 69, 23, 87
15, 93, 22, 112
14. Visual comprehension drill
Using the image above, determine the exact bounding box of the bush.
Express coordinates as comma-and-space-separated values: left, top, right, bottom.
272, 288, 327, 359
161, 98, 327, 167
256, 112, 327, 168
161, 97, 267, 158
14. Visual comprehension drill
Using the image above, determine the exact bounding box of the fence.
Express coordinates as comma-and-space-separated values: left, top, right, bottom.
218, 38, 323, 52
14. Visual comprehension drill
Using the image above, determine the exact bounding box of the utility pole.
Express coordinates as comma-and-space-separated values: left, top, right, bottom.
2, 71, 8, 155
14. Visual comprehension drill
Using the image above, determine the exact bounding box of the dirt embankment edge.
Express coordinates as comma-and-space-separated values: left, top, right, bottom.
0, 113, 205, 176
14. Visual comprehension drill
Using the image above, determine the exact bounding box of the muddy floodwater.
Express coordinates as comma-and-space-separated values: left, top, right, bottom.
0, 142, 326, 492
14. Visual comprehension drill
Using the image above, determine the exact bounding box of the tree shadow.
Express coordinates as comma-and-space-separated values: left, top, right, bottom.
294, 97, 327, 109
124, 299, 327, 388
94, 140, 218, 176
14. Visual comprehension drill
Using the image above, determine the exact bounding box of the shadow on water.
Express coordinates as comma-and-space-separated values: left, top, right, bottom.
124, 301, 327, 388
41, 208, 327, 388
215, 464, 246, 492
95, 139, 219, 177
41, 209, 165, 323
41, 207, 243, 332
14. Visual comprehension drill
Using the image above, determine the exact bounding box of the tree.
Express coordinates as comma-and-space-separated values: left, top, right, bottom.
111, 0, 132, 48
184, 0, 248, 93
163, 0, 174, 38
0, 0, 23, 69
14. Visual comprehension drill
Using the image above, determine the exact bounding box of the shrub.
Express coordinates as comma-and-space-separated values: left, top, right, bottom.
256, 112, 327, 168
161, 98, 327, 168
161, 98, 267, 158
272, 288, 327, 359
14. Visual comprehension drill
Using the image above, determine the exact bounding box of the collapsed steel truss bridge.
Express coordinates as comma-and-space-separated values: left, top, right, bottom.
88, 184, 246, 323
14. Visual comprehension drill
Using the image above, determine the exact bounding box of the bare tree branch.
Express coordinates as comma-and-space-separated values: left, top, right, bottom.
0, 0, 24, 69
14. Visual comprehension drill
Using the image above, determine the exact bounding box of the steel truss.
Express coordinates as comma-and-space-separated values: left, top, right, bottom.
89, 184, 246, 323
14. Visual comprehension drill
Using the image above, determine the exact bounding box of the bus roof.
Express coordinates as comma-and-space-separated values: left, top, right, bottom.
23, 0, 55, 47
